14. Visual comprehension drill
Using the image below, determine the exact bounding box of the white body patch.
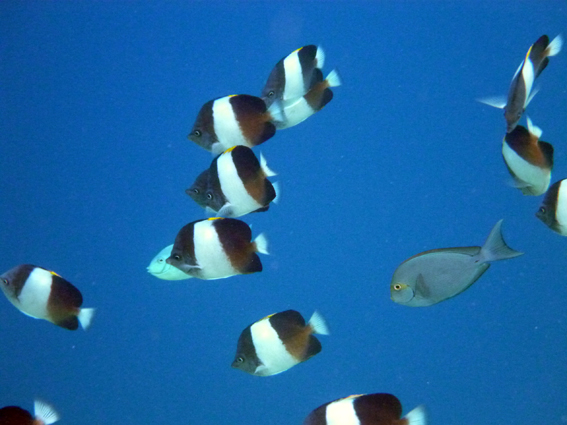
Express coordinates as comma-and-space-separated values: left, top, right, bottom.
276, 97, 315, 130
325, 398, 360, 425
217, 151, 262, 217
502, 141, 550, 195
16, 268, 53, 320
282, 50, 308, 101
555, 181, 567, 234
521, 59, 535, 105
212, 97, 251, 151
251, 317, 298, 376
193, 220, 238, 279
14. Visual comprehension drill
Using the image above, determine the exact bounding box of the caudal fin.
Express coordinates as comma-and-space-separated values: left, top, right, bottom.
78, 308, 96, 330
253, 233, 269, 255
404, 405, 427, 425
480, 220, 523, 262
34, 399, 60, 425
308, 310, 330, 335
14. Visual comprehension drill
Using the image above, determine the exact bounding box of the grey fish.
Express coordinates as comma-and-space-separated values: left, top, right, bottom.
390, 220, 523, 307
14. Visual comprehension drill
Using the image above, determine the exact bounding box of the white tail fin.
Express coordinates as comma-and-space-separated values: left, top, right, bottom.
78, 308, 96, 330
526, 116, 542, 139
272, 181, 281, 204
477, 96, 507, 109
253, 233, 269, 255
325, 69, 342, 88
546, 34, 563, 57
34, 399, 60, 425
315, 45, 325, 69
308, 310, 330, 335
260, 152, 277, 177
404, 405, 427, 425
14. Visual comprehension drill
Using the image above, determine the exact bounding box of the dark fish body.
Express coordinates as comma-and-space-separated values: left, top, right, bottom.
390, 220, 523, 307
185, 169, 212, 209
166, 217, 268, 280
0, 265, 95, 330
0, 400, 60, 425
205, 146, 277, 217
502, 117, 553, 195
232, 310, 329, 376
303, 393, 426, 425
536, 178, 567, 236
273, 69, 342, 130
478, 34, 562, 132
261, 45, 325, 108
188, 94, 278, 154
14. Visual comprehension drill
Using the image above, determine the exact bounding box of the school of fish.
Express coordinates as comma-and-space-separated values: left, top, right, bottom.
1, 36, 564, 424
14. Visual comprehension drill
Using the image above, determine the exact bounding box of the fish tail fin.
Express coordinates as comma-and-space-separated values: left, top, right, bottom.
253, 233, 269, 255
404, 405, 427, 425
481, 220, 523, 262
526, 116, 542, 139
78, 307, 96, 330
267, 99, 285, 124
34, 399, 60, 425
315, 45, 325, 69
325, 68, 342, 88
546, 34, 563, 57
271, 181, 281, 204
308, 310, 330, 335
476, 96, 507, 109
260, 152, 277, 177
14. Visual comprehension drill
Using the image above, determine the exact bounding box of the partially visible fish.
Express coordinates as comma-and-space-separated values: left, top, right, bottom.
272, 69, 342, 130
261, 45, 325, 108
502, 117, 553, 196
303, 393, 426, 425
478, 34, 563, 132
536, 178, 567, 236
0, 399, 60, 425
147, 244, 192, 280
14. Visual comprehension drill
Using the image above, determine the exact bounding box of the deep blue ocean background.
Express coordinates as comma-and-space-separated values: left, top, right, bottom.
1, 2, 566, 424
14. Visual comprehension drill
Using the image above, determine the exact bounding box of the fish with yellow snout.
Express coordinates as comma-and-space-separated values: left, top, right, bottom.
390, 220, 523, 307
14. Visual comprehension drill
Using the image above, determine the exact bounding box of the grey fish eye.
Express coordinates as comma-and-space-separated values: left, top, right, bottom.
1, 278, 8, 286
206, 193, 213, 200
193, 188, 200, 194
539, 207, 546, 214
193, 129, 202, 137
173, 254, 181, 261
236, 357, 244, 363
268, 90, 275, 98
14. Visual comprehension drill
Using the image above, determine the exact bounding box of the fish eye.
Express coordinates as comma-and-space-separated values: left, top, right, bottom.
206, 193, 213, 200
193, 188, 200, 194
539, 207, 546, 214
268, 90, 275, 98
393, 283, 402, 291
1, 278, 8, 286
173, 254, 181, 261
193, 129, 202, 137
157, 259, 164, 264
236, 357, 244, 363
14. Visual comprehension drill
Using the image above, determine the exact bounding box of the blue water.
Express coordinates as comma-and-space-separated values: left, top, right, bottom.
1, 2, 566, 424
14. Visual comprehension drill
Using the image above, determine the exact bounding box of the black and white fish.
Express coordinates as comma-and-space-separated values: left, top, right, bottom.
167, 217, 268, 280
502, 117, 553, 196
232, 309, 329, 376
0, 265, 95, 330
303, 393, 426, 425
479, 34, 563, 132
536, 178, 567, 236
188, 94, 282, 154
261, 45, 325, 108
